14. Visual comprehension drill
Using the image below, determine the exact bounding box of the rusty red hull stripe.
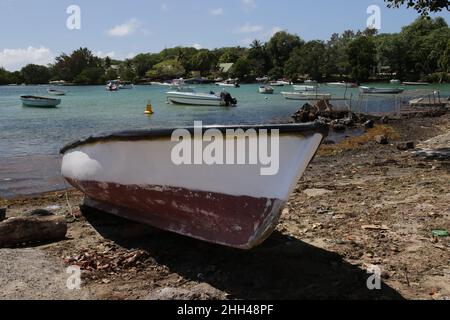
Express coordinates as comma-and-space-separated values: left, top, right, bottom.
68, 178, 283, 249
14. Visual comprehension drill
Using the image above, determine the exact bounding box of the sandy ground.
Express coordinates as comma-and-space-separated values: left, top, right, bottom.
0, 114, 449, 300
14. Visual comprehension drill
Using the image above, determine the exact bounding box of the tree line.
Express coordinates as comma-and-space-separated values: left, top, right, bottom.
1, 17, 449, 85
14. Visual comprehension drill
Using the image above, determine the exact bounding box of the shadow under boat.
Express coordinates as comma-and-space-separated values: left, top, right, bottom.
81, 205, 405, 300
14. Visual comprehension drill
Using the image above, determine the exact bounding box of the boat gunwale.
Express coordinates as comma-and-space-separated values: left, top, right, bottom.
60, 122, 329, 154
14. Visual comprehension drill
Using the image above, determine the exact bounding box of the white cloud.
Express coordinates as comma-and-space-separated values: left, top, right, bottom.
237, 22, 264, 33
107, 18, 141, 37
126, 52, 136, 59
209, 8, 224, 16
242, 0, 257, 11
266, 26, 284, 37
0, 46, 54, 71
192, 43, 203, 50
94, 51, 116, 59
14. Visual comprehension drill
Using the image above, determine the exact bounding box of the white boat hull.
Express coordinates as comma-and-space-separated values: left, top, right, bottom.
359, 86, 404, 94
166, 92, 226, 106
60, 123, 328, 249
293, 85, 316, 92
20, 96, 61, 108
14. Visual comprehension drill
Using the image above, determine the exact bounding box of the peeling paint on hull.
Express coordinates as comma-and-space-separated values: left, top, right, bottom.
68, 178, 284, 249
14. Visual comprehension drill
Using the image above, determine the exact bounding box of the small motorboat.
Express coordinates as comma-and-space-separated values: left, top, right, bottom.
20, 95, 61, 108
281, 92, 332, 100
166, 90, 237, 106
216, 79, 240, 88
293, 85, 317, 92
359, 86, 404, 94
119, 81, 133, 89
327, 82, 358, 88
47, 88, 66, 96
259, 85, 274, 94
256, 76, 270, 82
270, 80, 291, 87
60, 122, 328, 249
390, 79, 401, 85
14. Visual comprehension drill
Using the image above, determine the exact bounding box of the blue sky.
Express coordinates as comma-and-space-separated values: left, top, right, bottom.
0, 0, 448, 71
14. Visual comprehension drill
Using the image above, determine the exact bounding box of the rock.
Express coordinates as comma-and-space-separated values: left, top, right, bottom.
322, 139, 336, 145
364, 120, 375, 129
333, 123, 346, 131
0, 208, 6, 222
396, 141, 415, 151
375, 135, 389, 145
25, 209, 54, 217
341, 117, 354, 127
146, 283, 225, 300
380, 116, 389, 124
304, 188, 333, 198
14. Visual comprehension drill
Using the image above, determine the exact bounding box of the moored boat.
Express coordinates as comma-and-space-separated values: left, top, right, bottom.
293, 85, 317, 92
327, 82, 358, 88
119, 81, 133, 89
20, 95, 61, 108
390, 79, 401, 85
60, 122, 328, 249
281, 91, 331, 100
215, 79, 240, 88
359, 86, 404, 94
166, 90, 237, 106
403, 81, 430, 86
47, 88, 66, 96
259, 85, 274, 94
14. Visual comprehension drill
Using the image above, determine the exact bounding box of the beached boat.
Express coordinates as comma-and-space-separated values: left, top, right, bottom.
60, 122, 328, 249
166, 90, 237, 106
20, 95, 61, 108
259, 85, 274, 94
359, 86, 404, 94
281, 92, 332, 100
47, 88, 66, 96
327, 82, 358, 88
293, 85, 317, 92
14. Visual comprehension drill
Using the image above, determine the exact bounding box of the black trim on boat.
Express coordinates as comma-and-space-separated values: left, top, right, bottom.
60, 122, 329, 154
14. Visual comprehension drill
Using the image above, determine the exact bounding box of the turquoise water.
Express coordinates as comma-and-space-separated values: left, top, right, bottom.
0, 82, 448, 198
1, 83, 448, 158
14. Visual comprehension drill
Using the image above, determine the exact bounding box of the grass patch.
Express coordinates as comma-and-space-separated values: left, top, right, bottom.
318, 125, 400, 156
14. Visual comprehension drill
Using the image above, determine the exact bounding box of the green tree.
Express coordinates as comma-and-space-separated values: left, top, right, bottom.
20, 64, 51, 84
285, 41, 326, 80
146, 59, 185, 79
347, 36, 376, 82
52, 48, 102, 81
190, 50, 218, 76
385, 0, 449, 15
266, 31, 304, 69
73, 67, 104, 85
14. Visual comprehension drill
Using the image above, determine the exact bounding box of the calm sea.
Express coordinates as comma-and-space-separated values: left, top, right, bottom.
1, 83, 449, 198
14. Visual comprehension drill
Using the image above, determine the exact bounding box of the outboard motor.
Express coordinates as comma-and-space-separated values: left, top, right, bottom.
220, 91, 237, 106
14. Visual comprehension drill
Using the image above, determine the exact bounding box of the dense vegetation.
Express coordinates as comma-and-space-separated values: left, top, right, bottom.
0, 17, 449, 85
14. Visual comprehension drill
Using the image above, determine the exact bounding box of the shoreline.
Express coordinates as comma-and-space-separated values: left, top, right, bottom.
1, 113, 449, 300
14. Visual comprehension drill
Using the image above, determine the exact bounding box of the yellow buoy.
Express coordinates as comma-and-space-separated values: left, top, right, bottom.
145, 101, 154, 115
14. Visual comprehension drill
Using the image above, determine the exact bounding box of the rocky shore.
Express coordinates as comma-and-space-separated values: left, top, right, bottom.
0, 113, 449, 300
